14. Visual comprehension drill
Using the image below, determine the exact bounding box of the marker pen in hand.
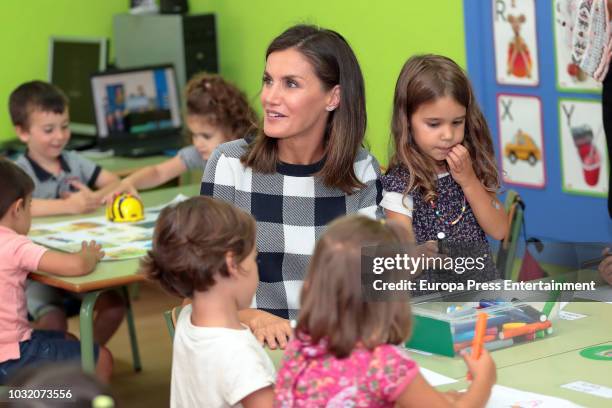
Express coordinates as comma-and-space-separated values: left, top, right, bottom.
467, 312, 488, 381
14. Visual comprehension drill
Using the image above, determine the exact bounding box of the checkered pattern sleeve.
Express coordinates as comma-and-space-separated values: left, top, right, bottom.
200, 144, 238, 204
351, 150, 384, 220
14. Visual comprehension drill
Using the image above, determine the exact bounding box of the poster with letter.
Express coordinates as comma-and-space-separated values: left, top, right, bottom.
497, 94, 546, 188
492, 0, 539, 86
558, 98, 608, 196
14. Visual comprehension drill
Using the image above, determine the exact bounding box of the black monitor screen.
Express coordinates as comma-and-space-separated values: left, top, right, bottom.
91, 66, 182, 139
49, 37, 107, 136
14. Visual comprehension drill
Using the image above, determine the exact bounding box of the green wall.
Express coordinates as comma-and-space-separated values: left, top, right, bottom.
0, 1, 128, 143
191, 0, 466, 164
2, 0, 466, 164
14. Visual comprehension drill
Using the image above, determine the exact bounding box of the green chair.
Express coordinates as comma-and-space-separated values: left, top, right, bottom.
163, 305, 183, 340
496, 190, 525, 281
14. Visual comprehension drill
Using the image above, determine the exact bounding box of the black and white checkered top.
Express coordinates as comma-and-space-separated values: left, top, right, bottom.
201, 139, 383, 319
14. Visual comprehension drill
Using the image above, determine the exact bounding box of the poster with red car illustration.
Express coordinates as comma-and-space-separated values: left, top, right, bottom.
493, 0, 539, 86
558, 99, 608, 196
497, 94, 546, 188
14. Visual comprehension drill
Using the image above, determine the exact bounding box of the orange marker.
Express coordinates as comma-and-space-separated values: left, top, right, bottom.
467, 312, 488, 381
499, 320, 551, 340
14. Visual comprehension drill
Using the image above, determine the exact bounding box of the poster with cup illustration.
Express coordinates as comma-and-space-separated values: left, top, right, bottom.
553, 0, 602, 92
492, 0, 539, 86
497, 94, 546, 188
558, 98, 608, 196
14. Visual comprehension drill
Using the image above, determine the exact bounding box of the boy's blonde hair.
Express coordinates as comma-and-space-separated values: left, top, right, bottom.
141, 196, 256, 298
297, 215, 413, 358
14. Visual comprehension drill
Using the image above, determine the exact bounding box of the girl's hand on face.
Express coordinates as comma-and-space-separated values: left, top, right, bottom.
446, 144, 478, 188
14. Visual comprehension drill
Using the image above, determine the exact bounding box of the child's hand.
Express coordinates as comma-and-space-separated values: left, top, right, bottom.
78, 240, 105, 273
461, 348, 496, 386
63, 181, 100, 214
446, 144, 477, 188
102, 182, 139, 205
246, 310, 292, 350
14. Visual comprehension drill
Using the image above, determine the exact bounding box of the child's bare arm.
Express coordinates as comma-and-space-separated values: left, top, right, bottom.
396, 350, 495, 408
94, 169, 120, 190
385, 209, 416, 242
102, 157, 187, 204
240, 385, 274, 408
37, 240, 104, 276
445, 145, 507, 240
123, 156, 187, 191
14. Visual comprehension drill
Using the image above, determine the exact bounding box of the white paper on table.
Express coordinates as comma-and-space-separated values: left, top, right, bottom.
486, 384, 584, 407
561, 381, 612, 399
558, 311, 588, 320
574, 285, 612, 304
419, 367, 457, 386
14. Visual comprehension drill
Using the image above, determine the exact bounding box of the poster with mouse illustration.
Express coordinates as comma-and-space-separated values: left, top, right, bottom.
497, 94, 546, 188
558, 98, 608, 196
492, 0, 539, 86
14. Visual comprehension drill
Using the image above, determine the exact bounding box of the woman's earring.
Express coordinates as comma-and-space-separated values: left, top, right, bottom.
326, 105, 336, 112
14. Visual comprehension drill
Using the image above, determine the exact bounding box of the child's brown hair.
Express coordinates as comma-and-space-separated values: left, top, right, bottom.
389, 54, 500, 202
297, 215, 412, 358
185, 73, 257, 140
141, 196, 256, 298
0, 158, 34, 220
8, 81, 69, 131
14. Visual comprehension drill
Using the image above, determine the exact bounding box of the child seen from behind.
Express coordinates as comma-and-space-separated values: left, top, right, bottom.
141, 197, 275, 408
274, 215, 496, 407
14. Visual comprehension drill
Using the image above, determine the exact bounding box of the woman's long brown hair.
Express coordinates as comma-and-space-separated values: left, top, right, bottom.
241, 25, 367, 194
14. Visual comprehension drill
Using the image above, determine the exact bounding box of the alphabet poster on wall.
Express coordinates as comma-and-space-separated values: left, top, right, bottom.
492, 0, 539, 86
553, 0, 602, 92
497, 94, 546, 188
558, 99, 608, 196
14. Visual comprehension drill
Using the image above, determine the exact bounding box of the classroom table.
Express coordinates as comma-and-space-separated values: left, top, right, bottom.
265, 301, 612, 406
90, 154, 168, 177
29, 184, 201, 373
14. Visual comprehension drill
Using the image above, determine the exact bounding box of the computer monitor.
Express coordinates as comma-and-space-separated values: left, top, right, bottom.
91, 65, 182, 155
49, 36, 108, 136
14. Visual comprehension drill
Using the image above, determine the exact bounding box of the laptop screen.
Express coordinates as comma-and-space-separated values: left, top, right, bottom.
91, 65, 182, 139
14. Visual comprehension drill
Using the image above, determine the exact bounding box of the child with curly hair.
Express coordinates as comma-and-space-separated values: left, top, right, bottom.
111, 73, 257, 195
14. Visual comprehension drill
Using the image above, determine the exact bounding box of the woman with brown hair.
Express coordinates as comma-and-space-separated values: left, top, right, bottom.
201, 24, 383, 349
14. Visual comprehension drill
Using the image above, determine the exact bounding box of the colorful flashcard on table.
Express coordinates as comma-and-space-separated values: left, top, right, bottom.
497, 93, 546, 188
558, 98, 609, 196
492, 0, 539, 86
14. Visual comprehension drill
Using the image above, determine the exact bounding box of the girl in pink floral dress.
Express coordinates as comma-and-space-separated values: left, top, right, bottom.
274, 215, 496, 407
